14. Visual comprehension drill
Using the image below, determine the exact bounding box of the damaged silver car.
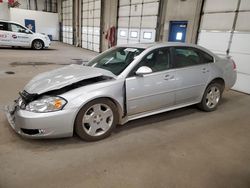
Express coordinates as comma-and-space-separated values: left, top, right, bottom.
5, 43, 237, 141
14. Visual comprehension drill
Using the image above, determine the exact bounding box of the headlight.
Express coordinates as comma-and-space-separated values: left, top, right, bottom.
44, 35, 49, 40
25, 96, 67, 113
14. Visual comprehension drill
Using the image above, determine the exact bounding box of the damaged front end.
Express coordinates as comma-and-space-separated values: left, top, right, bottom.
5, 64, 118, 138
5, 75, 115, 138
18, 75, 114, 110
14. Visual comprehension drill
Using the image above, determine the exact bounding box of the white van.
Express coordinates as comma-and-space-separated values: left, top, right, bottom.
0, 20, 51, 50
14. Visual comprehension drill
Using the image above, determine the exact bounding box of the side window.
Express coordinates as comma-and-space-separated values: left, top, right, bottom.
131, 48, 171, 75
173, 47, 203, 68
0, 22, 8, 31
9, 24, 26, 33
198, 50, 214, 63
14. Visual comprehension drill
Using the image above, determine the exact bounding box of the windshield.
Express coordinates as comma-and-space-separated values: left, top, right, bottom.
87, 47, 144, 75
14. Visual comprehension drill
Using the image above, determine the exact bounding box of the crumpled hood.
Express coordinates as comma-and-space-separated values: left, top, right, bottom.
24, 64, 116, 94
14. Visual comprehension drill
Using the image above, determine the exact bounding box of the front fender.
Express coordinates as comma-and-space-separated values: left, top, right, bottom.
60, 80, 125, 126
31, 36, 50, 47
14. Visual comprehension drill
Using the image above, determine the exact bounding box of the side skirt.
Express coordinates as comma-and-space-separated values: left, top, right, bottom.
120, 100, 200, 125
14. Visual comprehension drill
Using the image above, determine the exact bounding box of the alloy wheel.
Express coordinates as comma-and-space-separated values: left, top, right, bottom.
33, 41, 43, 50
82, 103, 114, 137
205, 86, 221, 109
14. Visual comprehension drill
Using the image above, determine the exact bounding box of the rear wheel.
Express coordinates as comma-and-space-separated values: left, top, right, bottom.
198, 83, 223, 112
75, 99, 118, 141
32, 40, 44, 50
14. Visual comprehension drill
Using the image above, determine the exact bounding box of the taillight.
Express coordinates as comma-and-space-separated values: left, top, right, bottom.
230, 59, 236, 70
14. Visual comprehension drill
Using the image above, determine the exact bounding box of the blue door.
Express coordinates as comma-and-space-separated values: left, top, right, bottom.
168, 21, 188, 43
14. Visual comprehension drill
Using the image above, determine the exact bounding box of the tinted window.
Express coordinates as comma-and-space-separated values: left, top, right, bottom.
199, 50, 214, 63
173, 47, 201, 68
0, 22, 8, 31
130, 48, 171, 76
9, 23, 26, 33
87, 47, 144, 75
173, 47, 213, 68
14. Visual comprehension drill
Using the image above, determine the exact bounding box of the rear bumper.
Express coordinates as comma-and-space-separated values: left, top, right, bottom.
5, 104, 75, 139
226, 70, 237, 90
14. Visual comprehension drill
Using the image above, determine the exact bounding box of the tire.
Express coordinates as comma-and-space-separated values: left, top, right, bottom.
198, 82, 223, 112
32, 40, 44, 50
75, 98, 118, 141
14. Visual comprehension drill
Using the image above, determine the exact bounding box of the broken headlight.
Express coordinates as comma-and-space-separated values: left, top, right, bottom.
25, 96, 67, 113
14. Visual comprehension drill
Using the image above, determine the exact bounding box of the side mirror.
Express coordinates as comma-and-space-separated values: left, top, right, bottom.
25, 29, 32, 34
135, 66, 152, 76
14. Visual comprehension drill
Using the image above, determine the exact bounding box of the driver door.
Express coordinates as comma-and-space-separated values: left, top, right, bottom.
125, 47, 176, 116
8, 23, 31, 46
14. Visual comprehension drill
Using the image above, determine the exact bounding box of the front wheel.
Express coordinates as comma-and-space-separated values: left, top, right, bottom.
75, 99, 118, 141
198, 83, 223, 112
32, 40, 44, 50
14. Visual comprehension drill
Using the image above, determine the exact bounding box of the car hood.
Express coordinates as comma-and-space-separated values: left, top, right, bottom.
24, 64, 116, 94
33, 33, 45, 37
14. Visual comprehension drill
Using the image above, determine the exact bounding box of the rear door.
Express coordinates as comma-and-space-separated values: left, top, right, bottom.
0, 22, 11, 46
126, 47, 176, 116
8, 23, 32, 47
172, 47, 214, 105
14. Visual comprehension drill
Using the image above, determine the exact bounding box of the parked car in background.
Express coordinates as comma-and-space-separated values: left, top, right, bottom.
0, 20, 50, 50
5, 43, 237, 141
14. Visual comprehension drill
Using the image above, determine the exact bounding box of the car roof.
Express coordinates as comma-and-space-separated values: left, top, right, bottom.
117, 42, 216, 57
117, 42, 204, 49
0, 20, 21, 25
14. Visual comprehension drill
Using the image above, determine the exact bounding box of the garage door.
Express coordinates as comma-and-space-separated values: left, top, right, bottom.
197, 0, 250, 94
81, 0, 101, 52
62, 0, 73, 45
229, 2, 250, 94
117, 0, 160, 45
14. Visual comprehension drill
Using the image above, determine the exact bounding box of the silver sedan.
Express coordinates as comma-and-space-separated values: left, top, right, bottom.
5, 43, 237, 141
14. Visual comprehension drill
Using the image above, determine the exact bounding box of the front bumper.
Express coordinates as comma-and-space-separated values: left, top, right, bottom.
44, 40, 51, 48
5, 104, 75, 139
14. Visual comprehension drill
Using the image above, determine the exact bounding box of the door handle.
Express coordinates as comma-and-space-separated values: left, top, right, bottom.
202, 68, 209, 73
164, 75, 174, 80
